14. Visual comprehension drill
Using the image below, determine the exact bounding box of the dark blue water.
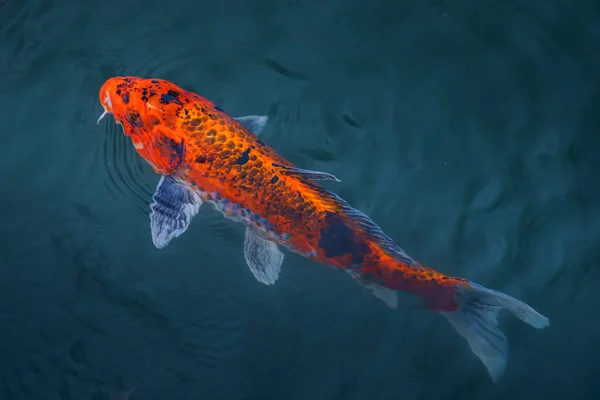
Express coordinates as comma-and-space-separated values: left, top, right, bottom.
1, 0, 599, 398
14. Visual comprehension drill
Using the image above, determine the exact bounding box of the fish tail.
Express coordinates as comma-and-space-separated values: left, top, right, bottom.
440, 281, 549, 382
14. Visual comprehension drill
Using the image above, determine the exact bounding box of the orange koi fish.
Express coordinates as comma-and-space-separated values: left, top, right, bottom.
97, 76, 549, 381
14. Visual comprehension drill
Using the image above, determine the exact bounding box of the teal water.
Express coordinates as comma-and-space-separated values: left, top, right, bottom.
1, 0, 599, 398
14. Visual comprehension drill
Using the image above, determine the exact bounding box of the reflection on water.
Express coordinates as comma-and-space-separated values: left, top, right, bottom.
0, 0, 599, 398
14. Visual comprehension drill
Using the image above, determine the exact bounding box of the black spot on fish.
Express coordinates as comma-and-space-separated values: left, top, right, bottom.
160, 90, 183, 106
160, 136, 185, 167
195, 154, 206, 163
151, 80, 159, 84
122, 92, 130, 104
319, 212, 370, 264
257, 139, 265, 147
269, 175, 279, 184
214, 105, 225, 112
234, 148, 251, 165
116, 82, 128, 94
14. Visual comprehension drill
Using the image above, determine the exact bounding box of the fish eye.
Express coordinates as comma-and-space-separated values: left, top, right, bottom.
125, 110, 143, 127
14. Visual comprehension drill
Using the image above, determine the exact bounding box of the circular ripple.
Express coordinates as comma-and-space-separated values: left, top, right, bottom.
101, 120, 155, 216
86, 24, 219, 216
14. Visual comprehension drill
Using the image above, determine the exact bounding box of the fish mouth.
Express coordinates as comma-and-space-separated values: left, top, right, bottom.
97, 90, 113, 124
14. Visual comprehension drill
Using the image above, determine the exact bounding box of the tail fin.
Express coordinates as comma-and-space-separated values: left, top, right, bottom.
441, 282, 549, 382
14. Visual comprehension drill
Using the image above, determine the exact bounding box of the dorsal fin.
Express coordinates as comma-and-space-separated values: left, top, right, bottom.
273, 163, 341, 182
304, 181, 421, 268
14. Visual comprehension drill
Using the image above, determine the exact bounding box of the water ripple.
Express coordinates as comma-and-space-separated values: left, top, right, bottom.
101, 120, 155, 216
2, 0, 599, 397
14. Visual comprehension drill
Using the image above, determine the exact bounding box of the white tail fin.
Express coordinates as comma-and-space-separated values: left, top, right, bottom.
441, 282, 549, 382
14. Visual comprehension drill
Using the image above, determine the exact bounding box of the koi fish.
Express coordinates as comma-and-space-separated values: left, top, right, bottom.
97, 76, 549, 382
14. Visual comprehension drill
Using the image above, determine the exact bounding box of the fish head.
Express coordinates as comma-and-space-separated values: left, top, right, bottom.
98, 76, 188, 175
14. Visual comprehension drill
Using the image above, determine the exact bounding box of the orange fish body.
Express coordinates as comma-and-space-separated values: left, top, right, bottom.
98, 76, 549, 381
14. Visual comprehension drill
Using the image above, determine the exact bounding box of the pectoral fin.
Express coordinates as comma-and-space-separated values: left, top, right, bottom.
350, 272, 398, 309
234, 115, 269, 136
243, 226, 284, 285
366, 283, 398, 309
149, 176, 202, 249
272, 163, 341, 182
